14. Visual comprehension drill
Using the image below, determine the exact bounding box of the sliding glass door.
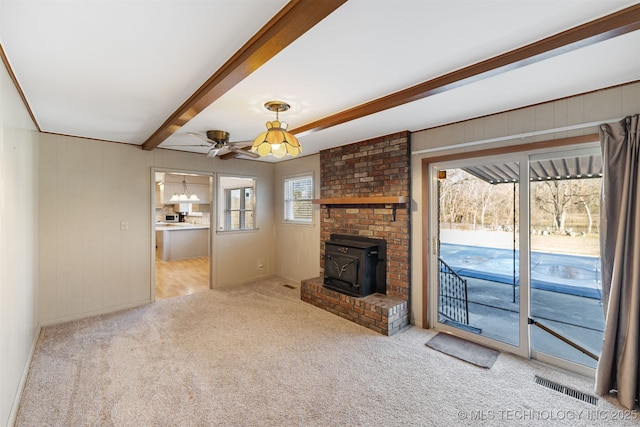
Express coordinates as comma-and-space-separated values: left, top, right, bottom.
429, 143, 604, 373
529, 148, 604, 370
431, 155, 525, 356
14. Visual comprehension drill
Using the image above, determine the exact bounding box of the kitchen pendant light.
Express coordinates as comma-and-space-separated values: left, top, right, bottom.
169, 176, 200, 202
251, 101, 302, 158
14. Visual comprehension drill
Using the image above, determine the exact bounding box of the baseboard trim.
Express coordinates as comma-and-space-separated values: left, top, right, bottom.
8, 323, 41, 427
38, 299, 151, 328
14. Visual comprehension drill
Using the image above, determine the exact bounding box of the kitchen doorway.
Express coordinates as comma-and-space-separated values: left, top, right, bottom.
152, 168, 213, 300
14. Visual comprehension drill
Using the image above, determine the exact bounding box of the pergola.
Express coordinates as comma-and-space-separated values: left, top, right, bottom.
462, 154, 603, 184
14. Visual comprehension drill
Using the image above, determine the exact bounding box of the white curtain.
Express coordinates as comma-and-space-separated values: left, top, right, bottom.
595, 114, 640, 410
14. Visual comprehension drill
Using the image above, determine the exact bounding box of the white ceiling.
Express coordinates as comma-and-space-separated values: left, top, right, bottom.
1, 0, 639, 162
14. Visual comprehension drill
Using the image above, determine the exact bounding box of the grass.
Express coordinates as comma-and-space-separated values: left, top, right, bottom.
531, 233, 599, 256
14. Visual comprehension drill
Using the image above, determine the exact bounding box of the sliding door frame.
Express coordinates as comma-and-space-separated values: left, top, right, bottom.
428, 153, 530, 357
421, 134, 600, 366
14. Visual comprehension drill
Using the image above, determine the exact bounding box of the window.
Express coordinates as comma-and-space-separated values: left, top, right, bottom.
218, 176, 256, 231
284, 174, 313, 223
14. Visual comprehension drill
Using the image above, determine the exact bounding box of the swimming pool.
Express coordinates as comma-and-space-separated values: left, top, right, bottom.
439, 243, 602, 299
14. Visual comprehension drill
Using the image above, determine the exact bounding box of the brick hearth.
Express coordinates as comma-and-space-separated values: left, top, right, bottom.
301, 277, 409, 336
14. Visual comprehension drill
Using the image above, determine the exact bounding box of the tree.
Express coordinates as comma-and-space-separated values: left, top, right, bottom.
438, 169, 466, 227
534, 181, 570, 231
532, 178, 600, 233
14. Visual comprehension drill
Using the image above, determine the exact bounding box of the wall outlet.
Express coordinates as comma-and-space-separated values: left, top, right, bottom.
120, 221, 129, 231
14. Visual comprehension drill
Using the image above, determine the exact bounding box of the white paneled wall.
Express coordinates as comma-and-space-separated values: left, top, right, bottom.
412, 83, 640, 154
39, 135, 154, 322
39, 138, 277, 322
0, 60, 39, 426
210, 156, 275, 286
410, 81, 640, 328
273, 154, 321, 283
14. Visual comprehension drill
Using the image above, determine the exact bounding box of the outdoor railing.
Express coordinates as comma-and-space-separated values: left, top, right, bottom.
438, 258, 469, 325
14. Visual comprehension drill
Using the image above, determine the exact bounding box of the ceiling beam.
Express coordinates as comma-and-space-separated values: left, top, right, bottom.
141, 0, 347, 151
290, 3, 640, 136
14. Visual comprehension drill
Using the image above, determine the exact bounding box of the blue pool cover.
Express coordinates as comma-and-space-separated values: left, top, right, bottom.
440, 243, 602, 299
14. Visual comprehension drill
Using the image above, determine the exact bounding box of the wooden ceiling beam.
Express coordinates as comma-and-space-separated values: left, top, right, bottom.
290, 3, 640, 136
142, 0, 347, 151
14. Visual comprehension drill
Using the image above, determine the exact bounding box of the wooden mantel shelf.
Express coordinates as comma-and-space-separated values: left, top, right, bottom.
312, 196, 408, 221
312, 196, 408, 205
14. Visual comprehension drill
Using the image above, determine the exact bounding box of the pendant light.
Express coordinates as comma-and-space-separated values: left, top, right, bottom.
251, 101, 302, 158
169, 176, 200, 202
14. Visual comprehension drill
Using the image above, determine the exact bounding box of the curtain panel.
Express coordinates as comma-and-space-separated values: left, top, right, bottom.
595, 114, 640, 410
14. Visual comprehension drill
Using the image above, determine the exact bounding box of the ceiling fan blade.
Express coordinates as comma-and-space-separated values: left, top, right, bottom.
183, 131, 260, 159
228, 145, 260, 159
206, 148, 221, 158
163, 143, 211, 148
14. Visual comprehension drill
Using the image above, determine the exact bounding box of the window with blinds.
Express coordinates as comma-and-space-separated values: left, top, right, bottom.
284, 175, 313, 223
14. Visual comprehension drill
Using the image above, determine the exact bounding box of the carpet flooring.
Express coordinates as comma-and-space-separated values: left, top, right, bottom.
16, 277, 635, 426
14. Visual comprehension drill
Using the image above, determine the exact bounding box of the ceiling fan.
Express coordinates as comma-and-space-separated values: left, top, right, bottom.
167, 130, 260, 158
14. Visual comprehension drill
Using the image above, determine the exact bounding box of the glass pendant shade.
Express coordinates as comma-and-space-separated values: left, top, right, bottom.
251, 120, 302, 158
251, 101, 302, 158
169, 176, 200, 202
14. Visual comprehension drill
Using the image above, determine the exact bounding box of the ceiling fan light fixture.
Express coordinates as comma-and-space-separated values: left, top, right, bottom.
206, 130, 229, 144
251, 101, 302, 158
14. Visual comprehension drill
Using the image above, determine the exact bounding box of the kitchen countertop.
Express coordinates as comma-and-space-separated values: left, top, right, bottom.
155, 223, 210, 231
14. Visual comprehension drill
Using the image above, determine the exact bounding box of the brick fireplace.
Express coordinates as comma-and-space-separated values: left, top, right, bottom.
301, 131, 411, 335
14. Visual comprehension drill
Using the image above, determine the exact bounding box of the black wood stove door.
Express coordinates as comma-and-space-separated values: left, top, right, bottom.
323, 240, 378, 297
325, 252, 360, 288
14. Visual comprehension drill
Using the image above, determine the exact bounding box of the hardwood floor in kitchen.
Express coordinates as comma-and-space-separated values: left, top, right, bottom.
155, 253, 210, 300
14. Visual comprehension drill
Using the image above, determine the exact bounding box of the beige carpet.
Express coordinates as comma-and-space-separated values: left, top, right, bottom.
16, 278, 634, 426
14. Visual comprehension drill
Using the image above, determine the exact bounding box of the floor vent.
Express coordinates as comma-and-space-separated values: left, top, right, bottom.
283, 284, 297, 289
534, 375, 598, 405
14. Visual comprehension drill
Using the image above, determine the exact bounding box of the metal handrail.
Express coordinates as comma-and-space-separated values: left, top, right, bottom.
528, 317, 599, 361
438, 258, 469, 325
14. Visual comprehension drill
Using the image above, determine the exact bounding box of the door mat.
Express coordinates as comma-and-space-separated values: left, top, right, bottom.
426, 333, 499, 369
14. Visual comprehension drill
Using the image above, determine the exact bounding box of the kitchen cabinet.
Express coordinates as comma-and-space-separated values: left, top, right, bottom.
187, 184, 211, 204
155, 185, 164, 208
156, 225, 209, 261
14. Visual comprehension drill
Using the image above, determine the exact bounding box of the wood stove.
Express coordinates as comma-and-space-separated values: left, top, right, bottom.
323, 234, 386, 297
